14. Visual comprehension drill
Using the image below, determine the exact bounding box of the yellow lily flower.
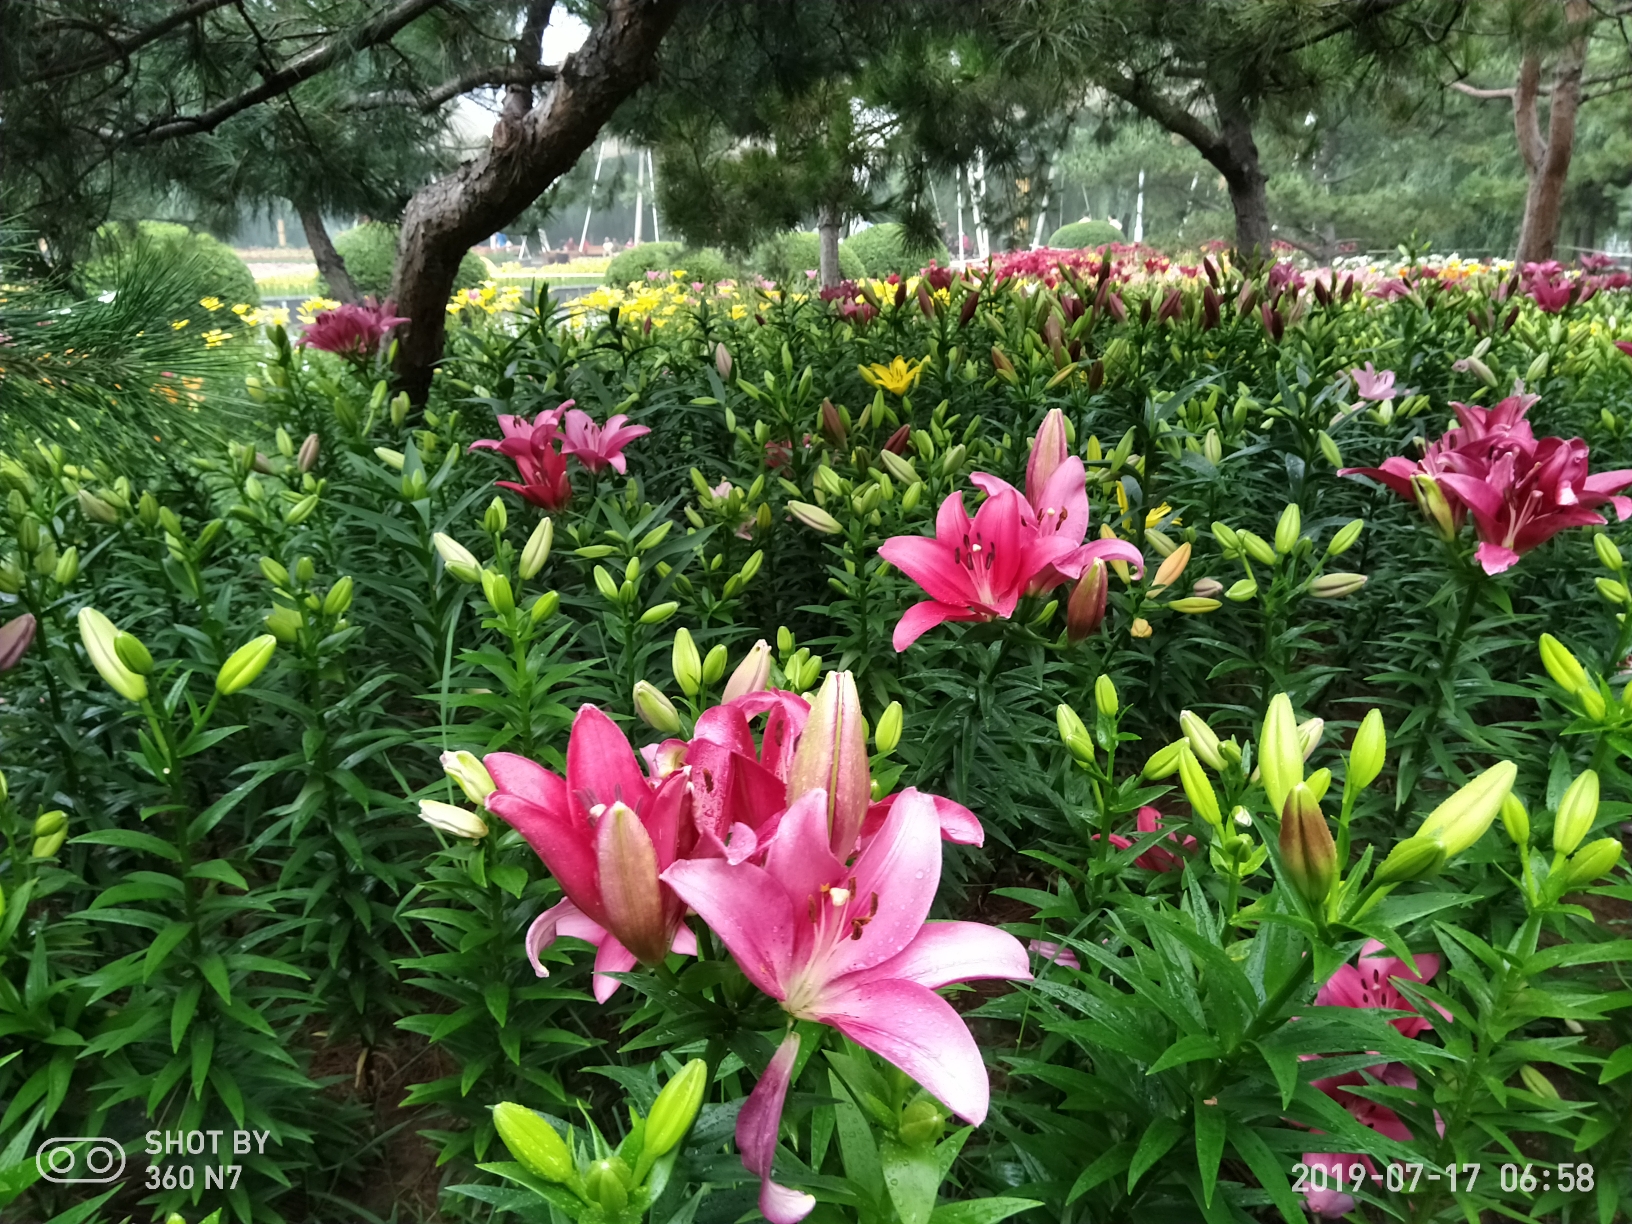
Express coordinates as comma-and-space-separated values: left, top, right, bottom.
859, 356, 925, 397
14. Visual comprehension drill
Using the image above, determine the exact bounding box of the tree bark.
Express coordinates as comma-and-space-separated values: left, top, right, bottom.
1215, 96, 1271, 267
1513, 0, 1592, 264
390, 0, 683, 403
817, 203, 843, 289
296, 204, 359, 304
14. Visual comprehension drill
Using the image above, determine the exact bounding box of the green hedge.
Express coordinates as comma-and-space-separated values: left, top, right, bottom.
749, 231, 865, 285
327, 221, 487, 299
83, 221, 259, 309
604, 242, 740, 287
1047, 219, 1126, 249
840, 223, 949, 278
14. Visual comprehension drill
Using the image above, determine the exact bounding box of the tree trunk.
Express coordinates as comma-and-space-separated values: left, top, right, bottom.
296, 204, 358, 304
817, 203, 842, 289
1215, 98, 1271, 267
1513, 0, 1592, 265
391, 0, 683, 403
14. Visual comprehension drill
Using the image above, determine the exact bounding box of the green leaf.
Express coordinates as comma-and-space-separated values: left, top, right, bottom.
145, 921, 194, 981
1195, 1100, 1226, 1206
1598, 1045, 1632, 1084
1148, 1034, 1223, 1076
199, 952, 232, 1004
68, 828, 180, 860
1066, 1140, 1134, 1203
927, 1199, 1041, 1224
1229, 1125, 1305, 1224
881, 1139, 941, 1224
1128, 1115, 1184, 1191
187, 859, 249, 889
171, 981, 203, 1051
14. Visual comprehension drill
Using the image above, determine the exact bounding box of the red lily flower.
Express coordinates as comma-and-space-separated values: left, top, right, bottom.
471, 407, 573, 510
301, 298, 408, 359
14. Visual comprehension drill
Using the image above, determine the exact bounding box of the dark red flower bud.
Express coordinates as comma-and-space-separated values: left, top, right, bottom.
1088, 359, 1105, 391
883, 424, 911, 454
1156, 287, 1183, 324
1202, 286, 1221, 331
958, 289, 980, 327
1139, 297, 1152, 326
917, 283, 936, 317
894, 281, 908, 308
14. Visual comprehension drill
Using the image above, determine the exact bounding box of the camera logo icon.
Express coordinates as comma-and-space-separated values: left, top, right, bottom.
36, 1137, 126, 1184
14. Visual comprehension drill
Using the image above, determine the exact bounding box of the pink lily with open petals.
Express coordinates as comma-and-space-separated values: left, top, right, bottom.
483, 705, 697, 1000
1349, 362, 1396, 402
561, 407, 650, 474
1317, 938, 1445, 1037
471, 406, 573, 510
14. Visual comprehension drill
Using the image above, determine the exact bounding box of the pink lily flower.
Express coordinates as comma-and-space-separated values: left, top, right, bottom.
483, 705, 698, 1001
662, 787, 1031, 1125
1317, 939, 1444, 1038
471, 406, 573, 510
560, 407, 650, 475
1301, 1062, 1422, 1217
1098, 805, 1197, 872
1528, 279, 1573, 313
737, 1032, 818, 1224
1028, 939, 1081, 970
1348, 362, 1396, 402
301, 298, 408, 360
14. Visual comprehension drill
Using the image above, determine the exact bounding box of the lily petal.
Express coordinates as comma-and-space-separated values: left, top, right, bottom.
737, 1032, 815, 1224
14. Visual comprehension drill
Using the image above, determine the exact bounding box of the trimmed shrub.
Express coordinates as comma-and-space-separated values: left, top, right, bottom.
840, 223, 949, 278
84, 221, 259, 308
749, 231, 865, 285
604, 242, 740, 287
1048, 219, 1126, 249
328, 221, 487, 299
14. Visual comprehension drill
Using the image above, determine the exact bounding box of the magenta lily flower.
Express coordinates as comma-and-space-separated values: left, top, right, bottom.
662, 788, 1030, 1125
471, 406, 573, 510
301, 298, 408, 359
737, 1032, 818, 1224
560, 407, 650, 474
1349, 362, 1396, 402
483, 705, 699, 1001
1316, 939, 1444, 1037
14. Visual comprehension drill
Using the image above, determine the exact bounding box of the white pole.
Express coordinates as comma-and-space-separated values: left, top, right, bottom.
647, 150, 661, 242
1133, 168, 1145, 245
956, 169, 965, 263
972, 153, 989, 259
579, 141, 607, 251
1032, 167, 1050, 249
633, 147, 645, 246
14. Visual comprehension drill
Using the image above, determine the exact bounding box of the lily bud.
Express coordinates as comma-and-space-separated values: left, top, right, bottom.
216, 634, 277, 695
1414, 760, 1517, 857
1095, 674, 1118, 718
1317, 431, 1343, 468
433, 533, 481, 583
1066, 561, 1108, 642
0, 613, 36, 672
1374, 837, 1447, 884
1212, 521, 1241, 553
374, 447, 405, 472
441, 750, 495, 804
1410, 474, 1457, 540
1279, 783, 1337, 907
1178, 745, 1223, 827
265, 604, 303, 642
520, 517, 554, 579
820, 398, 847, 446
33, 809, 66, 838
597, 801, 668, 964
1347, 709, 1386, 792
481, 569, 516, 616
1297, 718, 1325, 760
1309, 572, 1367, 598
1258, 694, 1303, 817
322, 575, 354, 616
879, 449, 917, 485
1225, 578, 1257, 601
715, 342, 733, 380
418, 799, 489, 839
1538, 633, 1589, 695
702, 643, 728, 685
493, 1103, 574, 1183
1143, 739, 1187, 779
644, 1059, 707, 1161
1057, 704, 1095, 765
1327, 519, 1364, 556
1192, 578, 1224, 599
1305, 767, 1332, 802
586, 1157, 633, 1214
1151, 542, 1191, 593
78, 607, 148, 702
484, 497, 509, 535
723, 639, 771, 701
1564, 837, 1623, 887
298, 432, 320, 472
78, 488, 119, 525
787, 671, 870, 854
672, 628, 703, 697
1500, 793, 1529, 845
1169, 597, 1222, 613
1028, 409, 1070, 504
1239, 531, 1276, 566
138, 491, 160, 527
1179, 710, 1224, 769
1551, 769, 1599, 855
114, 630, 154, 675
875, 701, 903, 755
634, 681, 682, 734
898, 1100, 945, 1149
1130, 616, 1153, 638
1595, 534, 1623, 571
1274, 504, 1302, 555
788, 501, 843, 534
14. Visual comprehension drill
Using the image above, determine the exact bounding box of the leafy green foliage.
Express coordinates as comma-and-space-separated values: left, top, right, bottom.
83, 222, 259, 309
328, 222, 487, 300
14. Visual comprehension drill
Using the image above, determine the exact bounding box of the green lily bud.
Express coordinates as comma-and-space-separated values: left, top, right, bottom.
374, 447, 405, 472
901, 481, 923, 512
1212, 521, 1241, 552
32, 829, 67, 859
53, 545, 78, 586
880, 449, 917, 485
875, 701, 903, 755
1327, 519, 1364, 556
702, 644, 729, 686
260, 556, 290, 587
1305, 767, 1332, 802
788, 501, 843, 534
1169, 596, 1222, 614
441, 750, 495, 804
492, 1103, 574, 1184
137, 491, 161, 527
1581, 686, 1608, 720
1179, 710, 1223, 770
1595, 534, 1623, 572
77, 488, 119, 524
520, 518, 553, 579
265, 604, 303, 643
1274, 504, 1302, 555
217, 634, 277, 695
898, 1100, 945, 1149
941, 444, 967, 475
1347, 709, 1386, 793
1178, 744, 1223, 827
418, 799, 489, 839
1258, 694, 1303, 817
1317, 431, 1343, 468
1239, 531, 1276, 566
1279, 783, 1337, 906
672, 628, 702, 697
1538, 633, 1589, 695
78, 607, 148, 702
1374, 837, 1447, 884
295, 555, 315, 584
1143, 739, 1187, 779
481, 569, 516, 616
640, 600, 679, 625
390, 391, 411, 427
433, 533, 481, 583
322, 575, 354, 616
1414, 760, 1517, 857
114, 630, 154, 675
530, 591, 560, 624
643, 1059, 707, 1161
593, 565, 621, 603
586, 1157, 633, 1213
33, 809, 66, 838
1500, 793, 1529, 845
484, 497, 508, 535
1056, 704, 1095, 765
1094, 674, 1118, 718
0, 558, 22, 594
1309, 572, 1367, 598
1225, 578, 1257, 602
1410, 474, 1457, 540
1564, 837, 1623, 887
1519, 1065, 1559, 1100
1596, 577, 1629, 605
633, 681, 682, 734
1551, 769, 1599, 855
